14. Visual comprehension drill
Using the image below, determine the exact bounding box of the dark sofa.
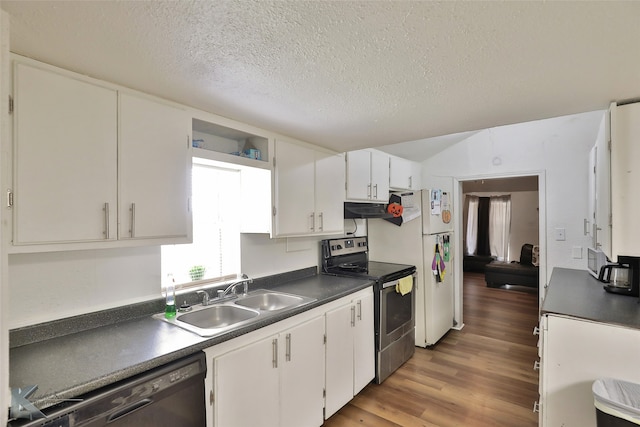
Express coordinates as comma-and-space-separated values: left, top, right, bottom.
463, 254, 496, 273
484, 244, 539, 288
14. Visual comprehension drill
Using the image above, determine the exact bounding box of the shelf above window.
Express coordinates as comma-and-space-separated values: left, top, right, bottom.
192, 118, 270, 169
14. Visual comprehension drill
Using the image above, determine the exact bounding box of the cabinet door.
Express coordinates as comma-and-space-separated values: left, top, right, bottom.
346, 150, 372, 201
274, 139, 315, 236
611, 102, 640, 257
410, 161, 422, 190
13, 63, 118, 245
324, 302, 355, 419
370, 150, 390, 201
542, 315, 640, 427
389, 156, 412, 190
353, 292, 375, 394
280, 316, 325, 427
315, 152, 345, 235
215, 336, 280, 427
118, 93, 191, 241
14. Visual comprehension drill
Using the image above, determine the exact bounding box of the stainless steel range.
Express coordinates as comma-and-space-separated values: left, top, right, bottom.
321, 236, 416, 384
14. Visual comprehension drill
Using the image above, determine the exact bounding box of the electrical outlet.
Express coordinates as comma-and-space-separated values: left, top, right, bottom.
555, 228, 566, 241
572, 246, 582, 259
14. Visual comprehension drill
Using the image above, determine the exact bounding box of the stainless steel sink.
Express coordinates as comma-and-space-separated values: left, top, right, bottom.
235, 290, 308, 311
177, 304, 259, 329
156, 288, 316, 337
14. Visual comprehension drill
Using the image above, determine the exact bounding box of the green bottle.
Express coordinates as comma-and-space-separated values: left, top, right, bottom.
165, 275, 177, 319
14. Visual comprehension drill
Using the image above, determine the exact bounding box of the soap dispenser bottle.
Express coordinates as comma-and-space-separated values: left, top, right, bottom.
165, 274, 177, 319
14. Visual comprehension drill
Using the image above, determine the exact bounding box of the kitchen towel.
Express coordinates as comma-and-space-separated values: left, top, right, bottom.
396, 276, 413, 296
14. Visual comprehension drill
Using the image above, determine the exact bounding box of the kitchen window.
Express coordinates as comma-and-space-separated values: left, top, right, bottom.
161, 163, 241, 288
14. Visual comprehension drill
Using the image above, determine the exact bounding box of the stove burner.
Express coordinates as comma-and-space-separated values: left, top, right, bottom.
338, 263, 364, 270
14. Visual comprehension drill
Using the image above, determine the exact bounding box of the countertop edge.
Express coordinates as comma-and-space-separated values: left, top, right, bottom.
541, 267, 640, 330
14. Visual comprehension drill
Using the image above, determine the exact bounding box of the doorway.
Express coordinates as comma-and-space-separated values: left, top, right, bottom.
452, 172, 545, 329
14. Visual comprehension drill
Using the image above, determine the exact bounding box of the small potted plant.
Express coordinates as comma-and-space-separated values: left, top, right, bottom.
189, 265, 206, 281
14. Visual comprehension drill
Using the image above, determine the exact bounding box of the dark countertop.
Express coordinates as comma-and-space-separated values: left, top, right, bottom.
10, 272, 373, 410
542, 267, 640, 328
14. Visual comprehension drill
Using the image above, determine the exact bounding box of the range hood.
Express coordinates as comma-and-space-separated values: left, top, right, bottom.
344, 202, 393, 219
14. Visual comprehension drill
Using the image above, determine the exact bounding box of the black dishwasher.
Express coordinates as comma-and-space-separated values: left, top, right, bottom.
10, 352, 207, 427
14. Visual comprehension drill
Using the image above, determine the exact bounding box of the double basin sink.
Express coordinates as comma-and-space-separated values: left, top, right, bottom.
157, 289, 316, 337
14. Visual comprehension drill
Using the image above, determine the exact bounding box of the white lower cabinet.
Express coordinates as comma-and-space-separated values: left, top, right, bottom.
324, 290, 375, 419
213, 316, 325, 427
203, 286, 374, 427
540, 314, 640, 426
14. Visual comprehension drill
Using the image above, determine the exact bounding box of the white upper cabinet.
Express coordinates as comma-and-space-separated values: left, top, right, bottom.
588, 112, 611, 257
13, 62, 118, 246
610, 102, 640, 258
346, 149, 389, 201
118, 93, 191, 241
10, 56, 192, 252
389, 155, 422, 191
273, 139, 344, 237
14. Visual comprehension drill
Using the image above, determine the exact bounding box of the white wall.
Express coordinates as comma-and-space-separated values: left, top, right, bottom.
8, 247, 161, 329
423, 110, 605, 283
7, 218, 365, 328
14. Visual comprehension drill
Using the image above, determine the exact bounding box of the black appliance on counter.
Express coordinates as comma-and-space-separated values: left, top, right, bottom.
321, 236, 416, 384
598, 255, 640, 297
9, 352, 206, 427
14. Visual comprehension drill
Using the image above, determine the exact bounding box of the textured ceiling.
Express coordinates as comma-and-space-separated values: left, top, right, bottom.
2, 1, 639, 156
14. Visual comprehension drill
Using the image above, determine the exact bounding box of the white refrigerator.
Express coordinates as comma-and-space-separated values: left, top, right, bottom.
368, 182, 455, 347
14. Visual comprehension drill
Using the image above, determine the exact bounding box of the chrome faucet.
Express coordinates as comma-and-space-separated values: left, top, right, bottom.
197, 274, 253, 306
196, 290, 211, 306
218, 274, 253, 299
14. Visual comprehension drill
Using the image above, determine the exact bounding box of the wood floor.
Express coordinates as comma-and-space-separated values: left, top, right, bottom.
323, 272, 540, 427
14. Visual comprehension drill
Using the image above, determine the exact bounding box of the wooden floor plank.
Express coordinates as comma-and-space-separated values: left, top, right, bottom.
323, 272, 539, 427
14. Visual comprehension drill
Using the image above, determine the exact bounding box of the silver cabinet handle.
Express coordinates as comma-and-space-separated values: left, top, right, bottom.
409, 176, 413, 189
272, 338, 278, 368
367, 184, 371, 199
533, 401, 540, 413
130, 203, 136, 238
310, 213, 315, 231
351, 305, 356, 327
357, 300, 362, 321
318, 212, 323, 231
533, 326, 540, 336
103, 202, 110, 239
373, 184, 378, 198
285, 333, 291, 362
533, 361, 540, 371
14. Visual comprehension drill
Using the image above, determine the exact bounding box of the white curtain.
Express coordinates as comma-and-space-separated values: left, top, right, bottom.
466, 196, 479, 255
489, 196, 511, 261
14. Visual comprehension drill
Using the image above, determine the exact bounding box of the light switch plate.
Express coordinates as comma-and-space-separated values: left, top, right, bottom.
555, 228, 566, 241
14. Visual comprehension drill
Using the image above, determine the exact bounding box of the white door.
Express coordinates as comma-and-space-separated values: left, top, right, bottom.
274, 139, 315, 236
352, 291, 375, 395
118, 93, 191, 240
13, 62, 118, 245
370, 150, 389, 201
280, 316, 325, 427
423, 233, 454, 345
422, 178, 454, 234
324, 302, 354, 419
314, 152, 344, 235
345, 150, 372, 201
215, 336, 280, 427
389, 156, 411, 190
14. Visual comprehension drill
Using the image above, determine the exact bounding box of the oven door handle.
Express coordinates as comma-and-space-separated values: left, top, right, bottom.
382, 275, 414, 289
